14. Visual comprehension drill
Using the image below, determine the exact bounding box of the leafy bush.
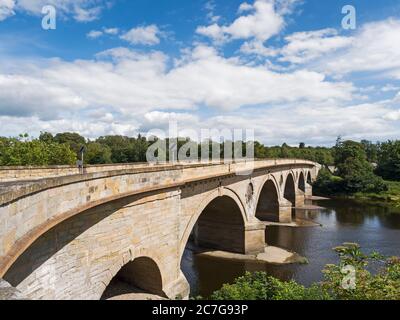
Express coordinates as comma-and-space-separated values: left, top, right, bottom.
322, 243, 400, 300
0, 136, 76, 166
207, 244, 400, 300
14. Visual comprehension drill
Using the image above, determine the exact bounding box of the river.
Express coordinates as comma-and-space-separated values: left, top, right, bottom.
181, 198, 400, 298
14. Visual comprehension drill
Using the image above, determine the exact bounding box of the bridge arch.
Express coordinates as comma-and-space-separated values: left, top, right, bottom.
284, 172, 296, 207
101, 256, 165, 300
180, 188, 247, 257
255, 178, 280, 222
298, 171, 306, 192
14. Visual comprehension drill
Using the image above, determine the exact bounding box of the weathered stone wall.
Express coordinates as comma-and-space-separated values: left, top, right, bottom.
3, 190, 188, 300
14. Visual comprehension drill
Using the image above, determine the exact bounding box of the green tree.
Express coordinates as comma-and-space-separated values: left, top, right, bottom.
39, 132, 55, 144
376, 140, 400, 180
0, 136, 76, 166
333, 140, 387, 193
54, 132, 86, 155
85, 142, 112, 164
361, 140, 378, 163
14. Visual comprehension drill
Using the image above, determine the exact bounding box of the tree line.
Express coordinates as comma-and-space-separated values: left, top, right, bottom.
0, 132, 335, 166
313, 138, 400, 195
1, 132, 400, 194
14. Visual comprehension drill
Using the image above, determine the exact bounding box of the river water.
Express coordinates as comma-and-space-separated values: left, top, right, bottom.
181, 198, 400, 298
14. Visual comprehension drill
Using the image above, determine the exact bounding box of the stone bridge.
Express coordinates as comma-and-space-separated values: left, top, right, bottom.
0, 159, 320, 300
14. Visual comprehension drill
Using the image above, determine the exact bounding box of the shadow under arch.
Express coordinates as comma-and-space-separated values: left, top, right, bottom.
298, 172, 306, 192
179, 188, 248, 257
101, 256, 166, 300
179, 191, 248, 297
255, 179, 280, 222
284, 173, 296, 207
192, 195, 246, 253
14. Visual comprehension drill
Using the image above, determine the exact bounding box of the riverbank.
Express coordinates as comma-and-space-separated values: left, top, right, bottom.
353, 181, 400, 207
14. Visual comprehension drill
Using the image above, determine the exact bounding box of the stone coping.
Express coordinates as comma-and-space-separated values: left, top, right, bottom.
0, 160, 318, 206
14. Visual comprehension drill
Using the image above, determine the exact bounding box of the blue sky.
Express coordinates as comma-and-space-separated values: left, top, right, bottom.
0, 0, 400, 145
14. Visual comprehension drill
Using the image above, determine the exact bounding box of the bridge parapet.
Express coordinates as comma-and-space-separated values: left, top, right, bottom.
0, 159, 320, 206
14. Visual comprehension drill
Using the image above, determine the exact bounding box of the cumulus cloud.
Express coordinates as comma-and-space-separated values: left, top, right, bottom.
0, 44, 354, 138
0, 74, 88, 120
320, 19, 400, 78
120, 25, 161, 46
240, 18, 400, 81
196, 0, 287, 44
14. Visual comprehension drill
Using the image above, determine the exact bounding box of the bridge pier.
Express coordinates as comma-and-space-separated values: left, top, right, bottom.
163, 271, 190, 300
192, 221, 265, 255
244, 222, 266, 254
295, 190, 306, 208
278, 199, 293, 223
305, 183, 313, 197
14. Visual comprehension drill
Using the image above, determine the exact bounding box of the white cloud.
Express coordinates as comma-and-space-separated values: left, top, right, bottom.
240, 40, 278, 57
278, 28, 353, 64
241, 18, 400, 81
87, 27, 120, 39
0, 74, 88, 119
0, 0, 106, 22
87, 30, 103, 39
120, 25, 161, 46
238, 2, 253, 13
0, 0, 15, 21
0, 44, 354, 133
196, 0, 286, 44
204, 0, 220, 23
382, 84, 400, 92
319, 19, 400, 78
103, 27, 119, 35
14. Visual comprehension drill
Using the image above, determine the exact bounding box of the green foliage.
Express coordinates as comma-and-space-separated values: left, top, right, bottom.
54, 132, 86, 155
0, 136, 76, 166
317, 139, 388, 195
361, 140, 378, 163
322, 243, 400, 300
85, 142, 112, 164
207, 244, 400, 300
209, 272, 330, 301
376, 140, 400, 181
253, 142, 334, 166
313, 168, 344, 195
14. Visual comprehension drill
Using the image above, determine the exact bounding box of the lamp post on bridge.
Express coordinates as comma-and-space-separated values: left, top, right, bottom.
78, 146, 86, 174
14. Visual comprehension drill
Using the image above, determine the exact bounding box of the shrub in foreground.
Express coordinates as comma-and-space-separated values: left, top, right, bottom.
207, 243, 400, 300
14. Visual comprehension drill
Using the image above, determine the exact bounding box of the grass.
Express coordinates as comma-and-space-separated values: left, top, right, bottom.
354, 180, 400, 206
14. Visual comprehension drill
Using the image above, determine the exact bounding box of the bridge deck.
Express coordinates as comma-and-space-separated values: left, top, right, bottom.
0, 159, 319, 206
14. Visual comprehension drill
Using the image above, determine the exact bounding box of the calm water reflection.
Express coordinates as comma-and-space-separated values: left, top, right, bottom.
181, 199, 400, 298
